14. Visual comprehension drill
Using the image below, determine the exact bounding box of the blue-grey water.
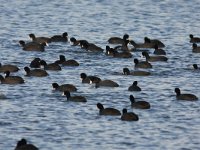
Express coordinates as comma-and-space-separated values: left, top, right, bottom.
0, 0, 200, 149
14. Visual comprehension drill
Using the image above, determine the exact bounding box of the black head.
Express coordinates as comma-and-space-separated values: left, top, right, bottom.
193, 43, 197, 48
129, 95, 135, 103
4, 71, 10, 77
70, 37, 77, 43
59, 55, 66, 61
29, 33, 35, 39
106, 45, 110, 51
133, 81, 138, 86
144, 37, 151, 43
189, 34, 193, 39
30, 58, 41, 68
134, 58, 139, 65
0, 63, 1, 67
19, 40, 25, 46
123, 34, 129, 40
24, 67, 30, 73
80, 73, 87, 79
175, 88, 181, 96
193, 64, 198, 69
40, 60, 47, 66
52, 83, 59, 89
122, 108, 128, 114
123, 68, 130, 75
62, 32, 68, 37
16, 138, 27, 148
97, 103, 104, 110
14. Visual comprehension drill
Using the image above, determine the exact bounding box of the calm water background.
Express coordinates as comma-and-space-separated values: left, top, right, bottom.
0, 0, 200, 149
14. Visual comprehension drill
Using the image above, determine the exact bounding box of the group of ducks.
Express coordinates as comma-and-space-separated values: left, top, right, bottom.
0, 32, 200, 149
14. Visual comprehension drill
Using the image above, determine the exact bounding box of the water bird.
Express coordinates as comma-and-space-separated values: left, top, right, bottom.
192, 43, 200, 53
29, 33, 51, 43
108, 34, 129, 44
144, 37, 165, 48
80, 41, 103, 52
95, 79, 119, 88
19, 40, 46, 51
174, 88, 198, 101
24, 66, 48, 77
123, 68, 150, 76
142, 51, 168, 62
97, 103, 121, 116
63, 91, 87, 102
153, 45, 166, 55
0, 71, 24, 84
80, 73, 101, 84
29, 58, 41, 68
129, 95, 150, 109
14, 138, 38, 150
52, 83, 77, 92
0, 63, 19, 72
134, 58, 152, 69
128, 81, 142, 91
51, 32, 68, 42
40, 60, 61, 71
121, 108, 139, 121
189, 34, 200, 43
70, 37, 89, 46
54, 55, 79, 66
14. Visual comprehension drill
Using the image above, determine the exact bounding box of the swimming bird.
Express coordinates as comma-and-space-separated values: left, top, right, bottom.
97, 103, 121, 116
80, 41, 103, 52
134, 58, 152, 69
80, 73, 101, 84
24, 66, 48, 77
63, 91, 87, 102
193, 64, 200, 70
189, 34, 200, 43
40, 60, 61, 71
153, 45, 166, 55
70, 37, 89, 46
142, 51, 168, 62
19, 40, 46, 51
14, 138, 38, 150
54, 55, 79, 66
144, 37, 165, 48
129, 95, 150, 109
174, 88, 198, 101
0, 71, 24, 84
108, 34, 129, 44
123, 68, 151, 76
29, 58, 41, 68
0, 63, 19, 72
121, 108, 139, 121
192, 43, 200, 53
129, 38, 155, 49
128, 81, 141, 91
106, 47, 132, 58
29, 33, 51, 43
51, 32, 68, 42
52, 83, 77, 92
95, 80, 119, 88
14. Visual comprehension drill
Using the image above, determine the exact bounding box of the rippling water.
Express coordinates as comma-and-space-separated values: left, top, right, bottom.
1, 0, 200, 149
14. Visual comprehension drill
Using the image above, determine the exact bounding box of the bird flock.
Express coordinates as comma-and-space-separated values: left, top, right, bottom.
0, 32, 199, 149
